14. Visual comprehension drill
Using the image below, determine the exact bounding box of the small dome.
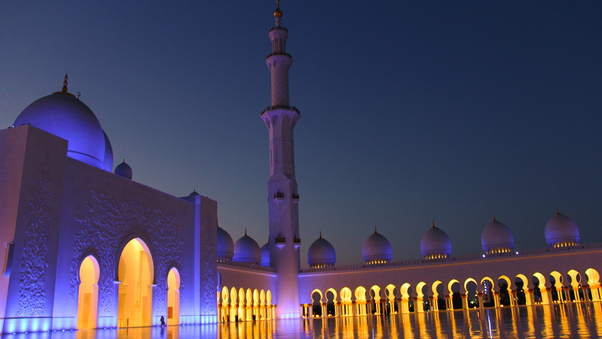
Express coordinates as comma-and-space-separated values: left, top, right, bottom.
481, 216, 514, 254
420, 223, 452, 259
233, 231, 261, 264
114, 160, 133, 180
545, 209, 580, 248
260, 242, 270, 266
217, 226, 234, 261
14, 90, 107, 169
307, 233, 336, 268
362, 228, 392, 264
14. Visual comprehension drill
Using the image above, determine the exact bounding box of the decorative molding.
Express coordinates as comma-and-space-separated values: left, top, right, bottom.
16, 166, 52, 317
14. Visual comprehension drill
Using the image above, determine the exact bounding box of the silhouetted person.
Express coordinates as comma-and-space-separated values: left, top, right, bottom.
160, 315, 166, 327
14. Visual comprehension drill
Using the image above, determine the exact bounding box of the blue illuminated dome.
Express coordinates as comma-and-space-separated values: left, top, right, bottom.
545, 210, 580, 248
362, 229, 392, 264
217, 226, 234, 261
233, 231, 261, 264
14, 89, 108, 170
420, 223, 452, 259
114, 160, 133, 180
307, 233, 336, 268
481, 216, 514, 254
260, 241, 270, 266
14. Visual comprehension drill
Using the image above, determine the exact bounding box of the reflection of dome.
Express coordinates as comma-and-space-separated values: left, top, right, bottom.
545, 209, 580, 248
260, 242, 270, 266
481, 216, 514, 254
217, 226, 234, 261
233, 231, 261, 264
114, 160, 133, 180
307, 233, 336, 268
420, 223, 452, 259
14, 87, 108, 170
362, 228, 392, 264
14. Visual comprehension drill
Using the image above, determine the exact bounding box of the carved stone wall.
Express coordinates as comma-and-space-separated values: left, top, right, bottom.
16, 166, 52, 317
71, 191, 185, 317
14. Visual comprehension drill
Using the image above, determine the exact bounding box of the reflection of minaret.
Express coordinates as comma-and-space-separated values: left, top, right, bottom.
261, 1, 301, 319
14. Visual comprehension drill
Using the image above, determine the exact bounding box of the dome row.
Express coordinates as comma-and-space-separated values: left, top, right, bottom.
218, 210, 581, 267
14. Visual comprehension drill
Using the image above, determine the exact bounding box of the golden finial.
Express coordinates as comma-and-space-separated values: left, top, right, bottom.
62, 73, 69, 93
556, 206, 560, 215
274, 0, 282, 18
245, 228, 247, 236
319, 231, 322, 239
432, 219, 436, 228
374, 226, 378, 234
492, 213, 496, 222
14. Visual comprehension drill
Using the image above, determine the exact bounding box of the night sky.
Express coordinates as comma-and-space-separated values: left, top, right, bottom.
1, 2, 601, 265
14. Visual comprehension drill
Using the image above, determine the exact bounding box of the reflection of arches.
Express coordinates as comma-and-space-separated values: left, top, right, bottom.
118, 238, 154, 327
167, 268, 181, 325
77, 255, 100, 329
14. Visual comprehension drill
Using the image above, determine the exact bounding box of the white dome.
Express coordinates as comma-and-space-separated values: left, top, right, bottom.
420, 224, 452, 259
481, 217, 514, 254
233, 231, 261, 264
545, 210, 580, 247
114, 160, 133, 180
14, 91, 107, 169
260, 242, 270, 266
217, 226, 234, 261
307, 234, 336, 267
362, 229, 392, 264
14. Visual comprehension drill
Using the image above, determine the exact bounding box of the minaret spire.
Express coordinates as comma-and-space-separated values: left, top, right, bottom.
262, 1, 301, 320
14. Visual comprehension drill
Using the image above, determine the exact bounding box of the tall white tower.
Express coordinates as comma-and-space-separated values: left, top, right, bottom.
261, 2, 301, 319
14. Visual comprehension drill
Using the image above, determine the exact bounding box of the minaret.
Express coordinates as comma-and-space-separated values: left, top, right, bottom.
261, 1, 301, 319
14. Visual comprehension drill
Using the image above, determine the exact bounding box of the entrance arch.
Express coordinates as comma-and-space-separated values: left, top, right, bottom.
167, 268, 181, 325
77, 255, 100, 329
117, 238, 154, 327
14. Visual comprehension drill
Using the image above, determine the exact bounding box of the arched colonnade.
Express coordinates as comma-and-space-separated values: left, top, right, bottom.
302, 268, 602, 318
218, 287, 274, 322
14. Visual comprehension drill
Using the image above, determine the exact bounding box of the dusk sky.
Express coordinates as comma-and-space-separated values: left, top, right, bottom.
1, 2, 601, 265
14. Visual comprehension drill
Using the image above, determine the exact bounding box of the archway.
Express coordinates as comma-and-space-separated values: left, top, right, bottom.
77, 255, 100, 329
117, 238, 154, 327
167, 268, 180, 325
311, 289, 323, 317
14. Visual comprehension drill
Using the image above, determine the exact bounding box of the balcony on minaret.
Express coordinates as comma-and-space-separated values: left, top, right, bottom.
294, 234, 301, 249
275, 234, 286, 249
261, 105, 300, 116
274, 191, 285, 203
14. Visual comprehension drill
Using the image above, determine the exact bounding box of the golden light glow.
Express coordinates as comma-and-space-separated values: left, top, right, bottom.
77, 255, 100, 329
117, 238, 154, 327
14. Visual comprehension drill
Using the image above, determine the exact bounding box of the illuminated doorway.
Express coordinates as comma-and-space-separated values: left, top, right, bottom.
167, 268, 180, 325
117, 238, 154, 327
77, 255, 100, 329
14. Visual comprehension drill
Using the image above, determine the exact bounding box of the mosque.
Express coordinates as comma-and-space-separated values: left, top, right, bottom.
0, 2, 601, 334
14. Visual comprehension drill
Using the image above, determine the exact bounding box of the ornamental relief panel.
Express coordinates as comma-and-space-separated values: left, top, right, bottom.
71, 191, 185, 316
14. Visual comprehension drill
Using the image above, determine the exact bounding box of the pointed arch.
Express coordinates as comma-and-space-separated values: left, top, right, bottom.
77, 255, 100, 329
167, 268, 181, 325
117, 238, 154, 327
